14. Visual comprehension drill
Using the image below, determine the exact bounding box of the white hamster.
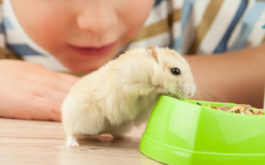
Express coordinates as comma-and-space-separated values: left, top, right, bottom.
62, 47, 196, 147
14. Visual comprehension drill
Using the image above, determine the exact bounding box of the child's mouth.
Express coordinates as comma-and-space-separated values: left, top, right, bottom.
68, 42, 116, 56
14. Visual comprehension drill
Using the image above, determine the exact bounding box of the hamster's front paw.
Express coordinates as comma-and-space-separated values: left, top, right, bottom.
66, 136, 79, 147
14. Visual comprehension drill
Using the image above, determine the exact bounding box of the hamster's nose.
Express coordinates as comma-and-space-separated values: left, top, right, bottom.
191, 85, 196, 97
188, 91, 194, 97
185, 84, 196, 98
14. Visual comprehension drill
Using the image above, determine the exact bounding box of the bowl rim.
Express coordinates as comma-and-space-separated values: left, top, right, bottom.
160, 95, 265, 117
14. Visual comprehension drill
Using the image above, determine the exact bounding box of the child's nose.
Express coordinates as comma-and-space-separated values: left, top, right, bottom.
76, 4, 118, 35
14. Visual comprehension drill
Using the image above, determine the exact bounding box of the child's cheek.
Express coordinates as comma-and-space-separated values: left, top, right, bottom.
119, 0, 154, 44
11, 0, 71, 53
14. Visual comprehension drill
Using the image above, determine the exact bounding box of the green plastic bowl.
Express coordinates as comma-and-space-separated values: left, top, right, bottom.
139, 95, 265, 165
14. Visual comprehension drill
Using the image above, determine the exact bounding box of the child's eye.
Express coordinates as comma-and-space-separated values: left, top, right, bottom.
170, 67, 181, 75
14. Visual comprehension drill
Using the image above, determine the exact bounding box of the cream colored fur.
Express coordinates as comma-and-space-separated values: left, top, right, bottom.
62, 47, 196, 147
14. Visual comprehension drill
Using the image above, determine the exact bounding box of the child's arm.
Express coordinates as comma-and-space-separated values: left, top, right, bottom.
186, 44, 265, 108
0, 60, 79, 121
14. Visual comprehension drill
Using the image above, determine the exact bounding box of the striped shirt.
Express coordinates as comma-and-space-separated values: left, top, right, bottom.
0, 0, 264, 72
129, 0, 265, 55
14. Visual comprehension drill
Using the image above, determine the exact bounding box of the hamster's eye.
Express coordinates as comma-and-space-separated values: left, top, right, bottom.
170, 67, 181, 75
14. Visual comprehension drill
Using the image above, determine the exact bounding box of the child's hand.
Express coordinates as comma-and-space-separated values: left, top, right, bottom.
0, 60, 79, 121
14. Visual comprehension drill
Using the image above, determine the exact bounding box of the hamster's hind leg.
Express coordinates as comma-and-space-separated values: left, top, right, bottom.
66, 135, 79, 147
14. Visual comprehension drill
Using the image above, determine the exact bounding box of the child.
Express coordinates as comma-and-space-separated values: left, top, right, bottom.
0, 0, 264, 121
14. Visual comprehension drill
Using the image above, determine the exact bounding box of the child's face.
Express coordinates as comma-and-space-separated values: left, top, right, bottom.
11, 0, 155, 72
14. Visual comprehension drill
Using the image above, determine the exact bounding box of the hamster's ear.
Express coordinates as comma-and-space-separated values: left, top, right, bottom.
147, 46, 159, 63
